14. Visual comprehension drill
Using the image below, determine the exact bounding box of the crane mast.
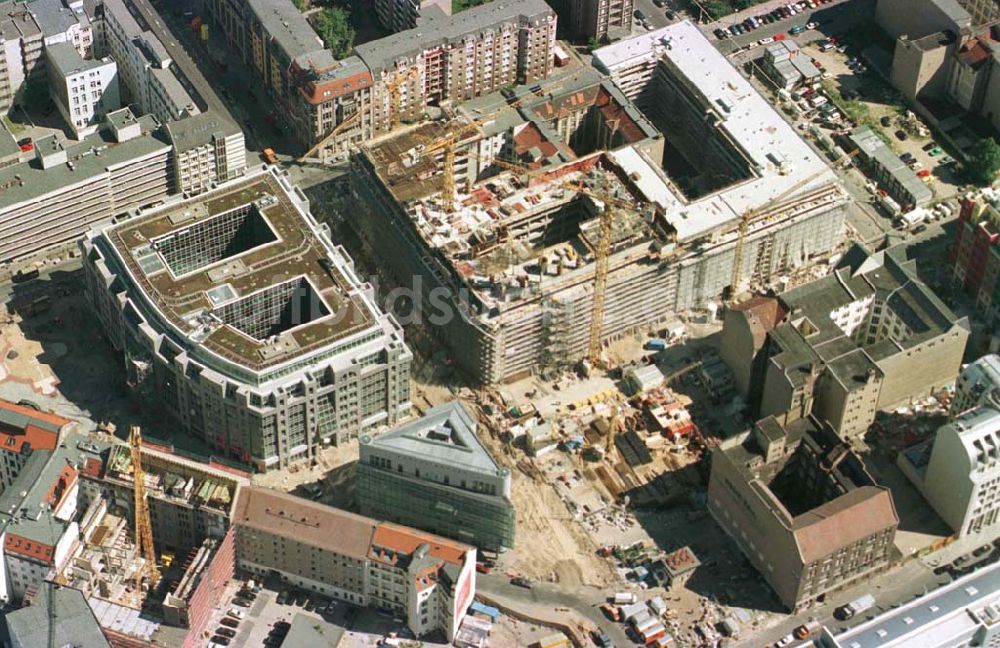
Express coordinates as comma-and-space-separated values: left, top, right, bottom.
129, 426, 158, 603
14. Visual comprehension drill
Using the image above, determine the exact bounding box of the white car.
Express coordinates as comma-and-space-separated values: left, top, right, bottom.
226, 608, 245, 620
806, 21, 818, 29
775, 635, 796, 648
759, 37, 775, 45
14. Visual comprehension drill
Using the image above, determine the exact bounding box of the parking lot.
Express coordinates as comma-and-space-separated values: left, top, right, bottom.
204, 576, 424, 648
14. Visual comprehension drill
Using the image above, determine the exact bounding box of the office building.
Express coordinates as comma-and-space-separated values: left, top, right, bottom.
205, 0, 556, 159
0, 109, 171, 262
900, 405, 1000, 538
953, 355, 1000, 415
233, 486, 477, 641
551, 0, 634, 42
357, 402, 515, 552
720, 243, 969, 440
708, 416, 899, 611
847, 126, 932, 211
102, 0, 199, 124
164, 112, 247, 195
819, 561, 1000, 647
374, 0, 451, 32
81, 169, 412, 472
46, 41, 119, 137
352, 21, 846, 383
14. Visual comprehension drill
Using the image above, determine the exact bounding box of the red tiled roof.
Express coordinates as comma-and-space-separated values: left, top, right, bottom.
4, 533, 55, 563
370, 523, 470, 568
0, 398, 70, 429
793, 486, 898, 564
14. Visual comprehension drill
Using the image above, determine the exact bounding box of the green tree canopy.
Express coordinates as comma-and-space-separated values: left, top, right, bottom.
968, 137, 1000, 187
314, 7, 355, 60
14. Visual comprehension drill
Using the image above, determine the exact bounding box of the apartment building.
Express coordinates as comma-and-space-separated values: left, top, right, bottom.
552, 0, 634, 42
46, 42, 119, 137
720, 243, 969, 441
103, 0, 198, 124
0, 3, 44, 109
900, 405, 1000, 538
233, 486, 476, 641
82, 170, 412, 472
374, 0, 451, 33
950, 194, 1000, 321
708, 416, 899, 611
357, 402, 516, 552
205, 0, 555, 159
0, 399, 71, 495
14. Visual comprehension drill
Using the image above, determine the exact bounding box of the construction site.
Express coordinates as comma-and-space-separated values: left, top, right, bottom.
348, 20, 849, 385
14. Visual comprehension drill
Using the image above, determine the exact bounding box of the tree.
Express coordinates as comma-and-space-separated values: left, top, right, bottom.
587, 36, 601, 52
314, 7, 355, 60
291, 0, 307, 11
968, 137, 1000, 186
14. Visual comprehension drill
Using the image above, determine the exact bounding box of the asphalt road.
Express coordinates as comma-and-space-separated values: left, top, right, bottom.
706, 0, 873, 54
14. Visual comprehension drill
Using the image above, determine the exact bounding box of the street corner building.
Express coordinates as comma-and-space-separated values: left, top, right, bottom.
720, 242, 970, 441
80, 167, 413, 472
356, 401, 516, 553
232, 486, 477, 642
707, 415, 899, 612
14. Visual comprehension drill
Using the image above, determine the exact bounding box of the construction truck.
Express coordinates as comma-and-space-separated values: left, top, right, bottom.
262, 148, 279, 165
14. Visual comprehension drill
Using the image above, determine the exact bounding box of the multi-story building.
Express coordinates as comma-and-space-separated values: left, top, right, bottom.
164, 112, 247, 195
950, 193, 1000, 321
357, 402, 515, 552
82, 169, 413, 472
708, 416, 899, 611
205, 0, 555, 159
30, 0, 94, 59
820, 561, 1000, 647
373, 0, 452, 33
953, 355, 1000, 415
3, 584, 111, 648
352, 21, 847, 383
720, 242, 969, 441
900, 404, 1000, 538
45, 41, 119, 137
552, 0, 634, 42
0, 108, 171, 261
233, 486, 476, 641
103, 0, 199, 124
0, 3, 44, 109
0, 399, 70, 494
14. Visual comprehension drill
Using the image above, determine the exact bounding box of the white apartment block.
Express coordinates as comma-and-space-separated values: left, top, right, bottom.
592, 26, 677, 109
953, 354, 1000, 416
102, 0, 198, 124
46, 41, 119, 137
923, 405, 1000, 537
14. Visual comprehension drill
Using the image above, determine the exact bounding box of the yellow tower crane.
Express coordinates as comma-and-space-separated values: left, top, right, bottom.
727, 155, 854, 299
129, 426, 159, 602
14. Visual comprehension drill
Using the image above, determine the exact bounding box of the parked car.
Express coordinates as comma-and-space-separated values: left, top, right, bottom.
227, 608, 245, 620
211, 637, 231, 647
216, 627, 236, 638
941, 155, 955, 165
714, 28, 728, 39
929, 146, 944, 156
511, 577, 534, 589
922, 141, 938, 151
232, 597, 251, 607
220, 617, 239, 629
276, 590, 289, 605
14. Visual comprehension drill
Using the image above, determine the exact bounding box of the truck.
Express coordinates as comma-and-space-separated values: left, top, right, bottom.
837, 593, 876, 619
600, 603, 622, 622
262, 148, 279, 164
613, 592, 637, 605
644, 338, 668, 351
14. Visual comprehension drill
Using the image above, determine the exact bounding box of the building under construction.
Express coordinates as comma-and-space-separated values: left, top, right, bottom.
350, 21, 847, 383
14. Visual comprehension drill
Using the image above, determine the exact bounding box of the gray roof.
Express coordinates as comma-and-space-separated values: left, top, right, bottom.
282, 613, 345, 648
831, 561, 1000, 647
849, 125, 932, 204
246, 0, 324, 60
355, 0, 553, 74
45, 41, 106, 77
0, 114, 169, 212
4, 584, 111, 648
30, 0, 80, 37
361, 401, 504, 476
164, 111, 239, 151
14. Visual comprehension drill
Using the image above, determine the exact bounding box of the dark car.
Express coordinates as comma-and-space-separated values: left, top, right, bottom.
220, 617, 239, 628
294, 591, 307, 606
714, 28, 727, 39
665, 9, 675, 19
923, 141, 938, 152
216, 627, 236, 638
511, 577, 534, 589
900, 153, 915, 163
895, 129, 908, 141
276, 590, 289, 605
211, 637, 231, 646
633, 9, 646, 21
305, 598, 316, 612
652, 0, 665, 6
912, 224, 927, 234
232, 597, 251, 607
880, 115, 892, 127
